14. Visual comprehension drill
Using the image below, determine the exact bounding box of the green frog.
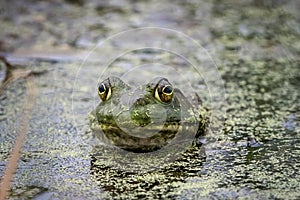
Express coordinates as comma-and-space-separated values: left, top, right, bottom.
89, 76, 208, 153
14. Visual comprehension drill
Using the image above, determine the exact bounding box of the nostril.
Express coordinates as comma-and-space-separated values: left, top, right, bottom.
134, 97, 146, 105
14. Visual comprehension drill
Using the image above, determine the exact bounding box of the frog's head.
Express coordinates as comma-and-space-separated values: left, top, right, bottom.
98, 76, 180, 125
93, 76, 198, 152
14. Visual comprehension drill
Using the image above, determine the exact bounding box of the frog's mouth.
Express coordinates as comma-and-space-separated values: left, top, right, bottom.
99, 119, 181, 153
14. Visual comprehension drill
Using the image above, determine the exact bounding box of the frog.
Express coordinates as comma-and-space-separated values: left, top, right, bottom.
89, 76, 208, 153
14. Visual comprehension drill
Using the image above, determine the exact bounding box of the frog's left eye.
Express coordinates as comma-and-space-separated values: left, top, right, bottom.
154, 79, 174, 103
98, 80, 111, 101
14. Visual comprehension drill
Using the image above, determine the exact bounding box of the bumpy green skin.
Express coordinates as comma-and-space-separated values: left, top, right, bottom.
89, 76, 206, 152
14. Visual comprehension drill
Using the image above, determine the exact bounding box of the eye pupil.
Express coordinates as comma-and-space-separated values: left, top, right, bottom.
163, 85, 173, 94
98, 83, 106, 93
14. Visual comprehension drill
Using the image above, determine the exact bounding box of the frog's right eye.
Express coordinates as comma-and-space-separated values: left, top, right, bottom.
98, 80, 111, 101
154, 78, 174, 103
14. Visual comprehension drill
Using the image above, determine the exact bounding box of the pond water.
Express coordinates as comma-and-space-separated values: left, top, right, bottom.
0, 0, 299, 199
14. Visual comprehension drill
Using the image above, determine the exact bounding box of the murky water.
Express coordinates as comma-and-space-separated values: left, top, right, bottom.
0, 0, 299, 199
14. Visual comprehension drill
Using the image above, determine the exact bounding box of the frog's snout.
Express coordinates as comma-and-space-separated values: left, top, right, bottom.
130, 97, 152, 127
